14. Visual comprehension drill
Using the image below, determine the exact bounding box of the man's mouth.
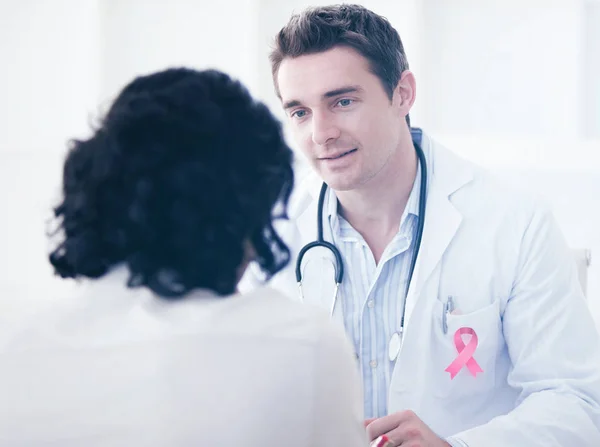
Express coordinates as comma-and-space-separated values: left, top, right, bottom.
322, 148, 357, 160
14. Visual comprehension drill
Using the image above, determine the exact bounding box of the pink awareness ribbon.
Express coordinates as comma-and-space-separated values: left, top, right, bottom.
444, 327, 484, 379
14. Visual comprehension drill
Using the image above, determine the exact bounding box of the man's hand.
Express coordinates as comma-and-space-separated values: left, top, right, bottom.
365, 410, 451, 447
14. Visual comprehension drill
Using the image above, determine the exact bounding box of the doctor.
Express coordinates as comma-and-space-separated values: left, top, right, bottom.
240, 4, 600, 447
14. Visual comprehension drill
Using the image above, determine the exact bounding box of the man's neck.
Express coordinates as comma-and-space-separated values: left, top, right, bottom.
335, 139, 417, 263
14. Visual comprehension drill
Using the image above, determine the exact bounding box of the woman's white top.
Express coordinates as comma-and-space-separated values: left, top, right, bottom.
0, 268, 367, 447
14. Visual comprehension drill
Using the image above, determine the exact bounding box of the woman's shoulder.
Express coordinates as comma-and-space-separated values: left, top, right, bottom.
220, 286, 349, 346
0, 283, 351, 360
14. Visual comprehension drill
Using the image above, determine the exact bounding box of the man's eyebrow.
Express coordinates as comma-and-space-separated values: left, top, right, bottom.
283, 100, 301, 110
322, 85, 363, 98
282, 85, 363, 110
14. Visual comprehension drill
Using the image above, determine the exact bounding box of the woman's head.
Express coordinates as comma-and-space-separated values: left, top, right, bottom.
49, 67, 294, 298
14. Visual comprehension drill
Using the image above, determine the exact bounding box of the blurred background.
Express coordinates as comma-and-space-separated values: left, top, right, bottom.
1, 0, 599, 326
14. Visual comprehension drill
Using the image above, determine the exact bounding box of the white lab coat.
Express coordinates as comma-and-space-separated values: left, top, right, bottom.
240, 132, 600, 446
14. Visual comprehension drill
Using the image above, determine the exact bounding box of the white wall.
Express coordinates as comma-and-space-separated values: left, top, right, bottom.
100, 0, 260, 103
584, 0, 600, 138
0, 0, 102, 312
1, 0, 599, 326
0, 1, 102, 154
420, 0, 586, 140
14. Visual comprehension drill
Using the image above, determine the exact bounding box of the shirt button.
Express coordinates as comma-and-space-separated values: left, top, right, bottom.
370, 360, 378, 368
367, 300, 375, 308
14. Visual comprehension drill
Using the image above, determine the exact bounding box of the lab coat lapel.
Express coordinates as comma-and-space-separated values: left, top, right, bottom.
292, 141, 474, 330
294, 170, 322, 247
295, 179, 320, 244
403, 140, 474, 333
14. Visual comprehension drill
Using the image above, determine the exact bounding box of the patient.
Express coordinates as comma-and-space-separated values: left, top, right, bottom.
0, 68, 367, 446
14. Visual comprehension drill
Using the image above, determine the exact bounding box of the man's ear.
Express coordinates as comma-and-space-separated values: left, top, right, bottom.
392, 70, 416, 115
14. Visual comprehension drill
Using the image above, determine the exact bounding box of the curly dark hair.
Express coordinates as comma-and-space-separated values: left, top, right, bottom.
49, 67, 294, 298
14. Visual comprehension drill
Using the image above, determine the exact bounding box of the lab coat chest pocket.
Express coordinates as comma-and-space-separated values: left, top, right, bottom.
431, 298, 502, 399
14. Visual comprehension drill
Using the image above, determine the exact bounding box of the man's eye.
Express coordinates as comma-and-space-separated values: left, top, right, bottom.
337, 99, 354, 107
292, 110, 306, 118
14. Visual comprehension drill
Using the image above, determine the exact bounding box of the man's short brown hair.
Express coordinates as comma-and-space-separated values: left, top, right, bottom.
270, 4, 409, 101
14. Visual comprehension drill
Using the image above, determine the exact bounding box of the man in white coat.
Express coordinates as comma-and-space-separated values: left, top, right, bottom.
240, 4, 600, 446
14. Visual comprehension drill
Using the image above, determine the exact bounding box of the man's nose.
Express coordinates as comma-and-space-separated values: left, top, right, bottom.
311, 111, 340, 146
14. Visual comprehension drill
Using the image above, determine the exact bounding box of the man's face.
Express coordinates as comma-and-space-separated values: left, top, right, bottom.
277, 46, 407, 191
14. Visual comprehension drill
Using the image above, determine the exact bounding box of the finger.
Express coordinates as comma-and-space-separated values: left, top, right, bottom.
386, 422, 425, 446
365, 420, 392, 441
365, 412, 410, 441
364, 417, 377, 427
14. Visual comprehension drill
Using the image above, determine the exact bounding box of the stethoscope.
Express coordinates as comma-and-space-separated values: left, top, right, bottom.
295, 130, 428, 362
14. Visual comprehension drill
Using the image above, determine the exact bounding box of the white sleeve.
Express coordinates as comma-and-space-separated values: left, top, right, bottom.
309, 319, 369, 447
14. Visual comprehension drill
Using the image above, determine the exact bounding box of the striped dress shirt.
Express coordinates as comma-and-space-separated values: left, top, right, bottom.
325, 156, 424, 419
